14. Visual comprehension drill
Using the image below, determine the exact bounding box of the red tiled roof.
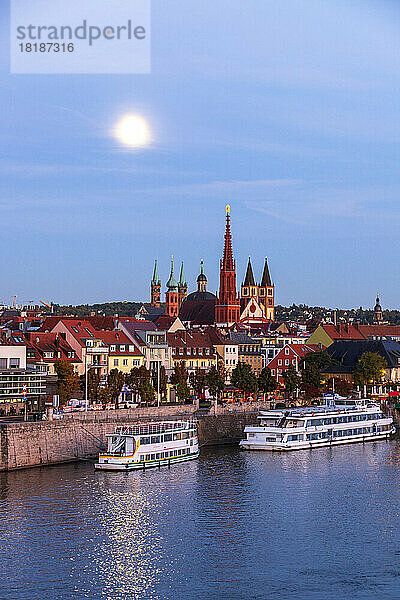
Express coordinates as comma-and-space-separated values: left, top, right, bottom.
322, 324, 365, 340
95, 331, 142, 356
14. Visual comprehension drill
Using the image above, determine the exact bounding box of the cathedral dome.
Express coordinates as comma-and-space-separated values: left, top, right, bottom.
186, 290, 216, 302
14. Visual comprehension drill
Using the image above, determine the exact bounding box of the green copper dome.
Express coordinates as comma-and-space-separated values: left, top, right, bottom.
166, 256, 178, 290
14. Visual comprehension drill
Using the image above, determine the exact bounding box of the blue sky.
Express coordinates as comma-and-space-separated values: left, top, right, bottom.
1, 0, 400, 308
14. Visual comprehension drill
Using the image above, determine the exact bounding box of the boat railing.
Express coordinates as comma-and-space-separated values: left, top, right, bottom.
113, 420, 197, 437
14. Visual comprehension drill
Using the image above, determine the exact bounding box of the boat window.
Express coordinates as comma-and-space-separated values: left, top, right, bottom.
141, 436, 150, 445
173, 433, 181, 440
164, 434, 173, 442
151, 454, 155, 460
156, 453, 160, 459
288, 434, 302, 441
151, 436, 159, 444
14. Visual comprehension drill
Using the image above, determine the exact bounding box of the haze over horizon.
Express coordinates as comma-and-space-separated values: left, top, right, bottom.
1, 0, 399, 309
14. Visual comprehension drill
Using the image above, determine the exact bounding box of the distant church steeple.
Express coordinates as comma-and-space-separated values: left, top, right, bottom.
178, 261, 187, 308
197, 259, 208, 292
165, 256, 179, 317
259, 257, 275, 321
374, 293, 383, 325
241, 256, 257, 300
150, 260, 161, 307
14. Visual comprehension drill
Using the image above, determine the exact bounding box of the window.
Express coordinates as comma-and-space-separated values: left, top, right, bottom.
9, 358, 20, 369
123, 359, 128, 366
114, 359, 119, 366
271, 369, 275, 376
120, 345, 125, 352
285, 360, 289, 366
285, 348, 289, 355
0, 359, 7, 369
110, 345, 116, 352
278, 359, 282, 365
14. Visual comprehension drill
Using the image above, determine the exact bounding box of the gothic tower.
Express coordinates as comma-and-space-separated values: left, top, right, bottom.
259, 257, 275, 320
165, 256, 179, 317
197, 260, 207, 292
374, 294, 383, 325
178, 261, 187, 308
150, 259, 161, 307
241, 256, 258, 301
215, 205, 241, 326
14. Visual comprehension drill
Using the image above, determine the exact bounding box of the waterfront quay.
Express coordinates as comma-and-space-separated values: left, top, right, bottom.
0, 403, 261, 471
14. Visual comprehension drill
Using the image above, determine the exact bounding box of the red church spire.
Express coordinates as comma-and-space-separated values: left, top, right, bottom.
223, 205, 234, 270
215, 205, 241, 326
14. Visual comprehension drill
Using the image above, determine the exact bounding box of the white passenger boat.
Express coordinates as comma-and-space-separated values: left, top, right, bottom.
95, 420, 199, 470
240, 398, 395, 452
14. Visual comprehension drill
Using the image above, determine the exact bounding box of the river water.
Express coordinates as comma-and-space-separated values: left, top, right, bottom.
1, 442, 400, 600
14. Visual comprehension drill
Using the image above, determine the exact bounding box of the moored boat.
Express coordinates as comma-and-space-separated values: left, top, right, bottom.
95, 420, 199, 470
240, 398, 395, 452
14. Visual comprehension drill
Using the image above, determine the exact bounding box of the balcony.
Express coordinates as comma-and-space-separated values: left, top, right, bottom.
86, 347, 109, 355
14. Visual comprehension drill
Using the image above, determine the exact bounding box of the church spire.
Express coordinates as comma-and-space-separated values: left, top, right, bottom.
166, 255, 178, 290
178, 260, 187, 307
152, 259, 161, 285
150, 259, 161, 307
222, 205, 234, 271
215, 205, 240, 326
243, 256, 256, 287
179, 261, 186, 286
261, 257, 272, 287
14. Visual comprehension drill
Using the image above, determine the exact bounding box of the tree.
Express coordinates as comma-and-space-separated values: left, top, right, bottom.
206, 366, 225, 400
189, 369, 207, 398
170, 361, 188, 386
139, 381, 155, 404
126, 366, 151, 404
176, 379, 191, 402
150, 364, 168, 401
79, 369, 101, 404
170, 362, 190, 402
282, 365, 301, 396
230, 362, 258, 399
353, 352, 387, 385
325, 378, 353, 397
258, 367, 278, 395
98, 386, 113, 404
54, 360, 78, 406
301, 350, 336, 389
107, 368, 125, 407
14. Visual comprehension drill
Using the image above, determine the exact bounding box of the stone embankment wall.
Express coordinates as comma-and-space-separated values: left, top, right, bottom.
0, 403, 261, 471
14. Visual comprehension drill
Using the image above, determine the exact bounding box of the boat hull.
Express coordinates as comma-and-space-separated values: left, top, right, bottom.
95, 450, 200, 471
239, 428, 396, 452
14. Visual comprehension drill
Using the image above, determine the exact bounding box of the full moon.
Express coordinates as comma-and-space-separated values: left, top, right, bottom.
114, 115, 150, 147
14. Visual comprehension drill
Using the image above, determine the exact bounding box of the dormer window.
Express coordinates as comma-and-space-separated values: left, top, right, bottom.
120, 345, 125, 352
110, 345, 116, 352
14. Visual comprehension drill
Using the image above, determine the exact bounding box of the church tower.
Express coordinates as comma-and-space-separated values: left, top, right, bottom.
165, 256, 179, 317
241, 257, 258, 301
259, 257, 275, 320
215, 206, 241, 326
150, 260, 161, 307
374, 294, 383, 325
197, 260, 207, 292
178, 261, 187, 308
